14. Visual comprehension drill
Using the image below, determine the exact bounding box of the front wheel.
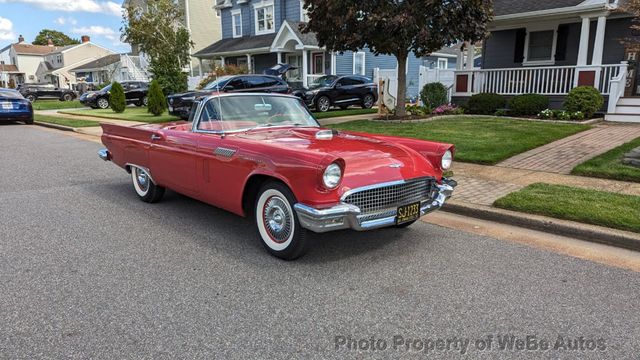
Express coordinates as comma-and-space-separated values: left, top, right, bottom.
131, 166, 165, 203
97, 97, 109, 109
316, 96, 331, 113
25, 94, 36, 102
62, 93, 73, 101
255, 182, 308, 260
136, 96, 148, 107
362, 94, 375, 109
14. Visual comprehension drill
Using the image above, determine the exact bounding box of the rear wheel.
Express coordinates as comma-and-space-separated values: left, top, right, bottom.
136, 96, 148, 107
362, 93, 375, 109
130, 166, 165, 203
316, 96, 331, 112
97, 97, 109, 109
62, 93, 73, 101
24, 116, 33, 125
255, 182, 308, 260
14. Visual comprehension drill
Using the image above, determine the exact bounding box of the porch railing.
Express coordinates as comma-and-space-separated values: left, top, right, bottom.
457, 63, 627, 97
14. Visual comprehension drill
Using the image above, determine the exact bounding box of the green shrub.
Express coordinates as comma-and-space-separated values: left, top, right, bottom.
538, 109, 553, 119
509, 94, 549, 116
420, 82, 448, 109
571, 111, 585, 121
465, 93, 505, 115
406, 105, 431, 116
147, 80, 166, 116
556, 111, 571, 121
564, 86, 604, 118
109, 82, 126, 113
494, 109, 509, 117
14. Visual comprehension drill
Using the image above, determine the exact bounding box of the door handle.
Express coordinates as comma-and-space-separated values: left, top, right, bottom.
151, 134, 163, 141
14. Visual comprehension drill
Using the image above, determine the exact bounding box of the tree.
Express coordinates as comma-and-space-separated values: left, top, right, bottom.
109, 82, 126, 113
122, 0, 194, 95
33, 30, 80, 46
147, 80, 166, 116
620, 0, 640, 47
302, 0, 493, 117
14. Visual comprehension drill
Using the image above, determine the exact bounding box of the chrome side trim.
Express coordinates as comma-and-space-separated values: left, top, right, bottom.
214, 147, 237, 157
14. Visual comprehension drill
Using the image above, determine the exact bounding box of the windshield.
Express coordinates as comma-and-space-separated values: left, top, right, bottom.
308, 75, 338, 89
203, 76, 233, 91
197, 95, 319, 132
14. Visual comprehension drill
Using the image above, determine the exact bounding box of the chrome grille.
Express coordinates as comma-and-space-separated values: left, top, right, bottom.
342, 178, 434, 215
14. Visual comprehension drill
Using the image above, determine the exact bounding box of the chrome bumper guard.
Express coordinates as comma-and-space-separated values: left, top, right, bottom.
98, 149, 111, 161
294, 178, 457, 233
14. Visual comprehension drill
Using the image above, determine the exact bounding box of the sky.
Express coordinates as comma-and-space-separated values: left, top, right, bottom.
0, 0, 130, 52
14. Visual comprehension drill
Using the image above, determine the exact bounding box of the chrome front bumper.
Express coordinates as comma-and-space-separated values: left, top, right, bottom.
294, 178, 457, 233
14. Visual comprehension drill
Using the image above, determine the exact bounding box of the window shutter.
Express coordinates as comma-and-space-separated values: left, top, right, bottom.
555, 25, 569, 61
514, 28, 526, 64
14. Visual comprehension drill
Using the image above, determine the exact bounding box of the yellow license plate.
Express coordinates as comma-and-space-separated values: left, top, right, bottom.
396, 202, 421, 225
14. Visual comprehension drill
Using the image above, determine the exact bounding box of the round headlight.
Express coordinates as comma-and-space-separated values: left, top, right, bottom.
323, 163, 342, 189
441, 150, 453, 170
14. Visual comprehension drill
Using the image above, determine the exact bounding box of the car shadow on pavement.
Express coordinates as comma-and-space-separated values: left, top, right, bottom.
91, 181, 423, 264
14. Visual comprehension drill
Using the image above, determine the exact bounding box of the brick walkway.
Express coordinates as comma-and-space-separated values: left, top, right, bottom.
452, 176, 523, 206
498, 123, 640, 174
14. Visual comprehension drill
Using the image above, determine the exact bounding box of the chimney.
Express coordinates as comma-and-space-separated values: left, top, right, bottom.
47, 38, 54, 47
18, 35, 24, 43
81, 35, 90, 43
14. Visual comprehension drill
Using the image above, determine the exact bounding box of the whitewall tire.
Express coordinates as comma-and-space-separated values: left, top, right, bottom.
130, 166, 165, 203
255, 182, 307, 260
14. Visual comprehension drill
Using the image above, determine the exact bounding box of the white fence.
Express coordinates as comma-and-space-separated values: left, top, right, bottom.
419, 66, 455, 101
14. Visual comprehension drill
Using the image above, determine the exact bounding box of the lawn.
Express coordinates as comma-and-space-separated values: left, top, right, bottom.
494, 183, 640, 233
31, 100, 85, 111
571, 137, 640, 183
312, 108, 377, 119
327, 117, 591, 165
59, 107, 178, 124
34, 114, 100, 128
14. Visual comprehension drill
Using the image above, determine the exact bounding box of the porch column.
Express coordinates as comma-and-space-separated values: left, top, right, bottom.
198, 58, 203, 77
456, 47, 464, 71
330, 52, 336, 75
246, 54, 252, 72
277, 52, 283, 64
465, 42, 475, 70
302, 50, 308, 87
220, 56, 225, 67
577, 17, 591, 66
592, 16, 607, 66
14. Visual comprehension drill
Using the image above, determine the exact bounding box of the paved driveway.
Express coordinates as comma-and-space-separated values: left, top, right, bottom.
1, 124, 639, 359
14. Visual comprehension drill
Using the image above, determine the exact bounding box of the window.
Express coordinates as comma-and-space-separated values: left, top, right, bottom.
312, 52, 324, 74
353, 52, 365, 75
237, 57, 248, 68
286, 54, 302, 80
527, 30, 554, 62
337, 77, 362, 87
231, 9, 242, 38
437, 58, 448, 69
225, 77, 246, 90
254, 3, 274, 35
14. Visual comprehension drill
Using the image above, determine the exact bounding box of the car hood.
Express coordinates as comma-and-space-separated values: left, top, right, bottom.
233, 127, 439, 184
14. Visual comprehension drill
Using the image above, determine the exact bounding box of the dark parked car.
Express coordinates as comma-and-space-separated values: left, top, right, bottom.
19, 84, 76, 102
167, 74, 291, 119
0, 88, 33, 124
79, 81, 149, 109
297, 75, 378, 112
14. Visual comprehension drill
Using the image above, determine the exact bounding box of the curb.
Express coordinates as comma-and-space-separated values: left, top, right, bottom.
441, 202, 640, 252
34, 121, 76, 132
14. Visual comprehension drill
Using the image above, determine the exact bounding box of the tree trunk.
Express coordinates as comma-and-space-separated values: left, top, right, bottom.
395, 54, 407, 117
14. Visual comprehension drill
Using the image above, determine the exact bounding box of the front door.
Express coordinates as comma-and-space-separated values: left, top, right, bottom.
286, 54, 302, 82
624, 46, 640, 96
148, 129, 199, 197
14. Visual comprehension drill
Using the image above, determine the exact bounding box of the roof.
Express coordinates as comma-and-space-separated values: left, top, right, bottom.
12, 43, 63, 55
70, 54, 121, 72
194, 33, 277, 57
493, 0, 589, 16
284, 21, 318, 47
0, 64, 20, 73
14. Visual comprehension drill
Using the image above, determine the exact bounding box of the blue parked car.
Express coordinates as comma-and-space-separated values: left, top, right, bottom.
0, 88, 33, 124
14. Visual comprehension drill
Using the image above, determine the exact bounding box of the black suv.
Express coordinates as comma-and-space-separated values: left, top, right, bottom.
167, 74, 291, 119
19, 85, 77, 102
79, 81, 149, 109
298, 75, 377, 112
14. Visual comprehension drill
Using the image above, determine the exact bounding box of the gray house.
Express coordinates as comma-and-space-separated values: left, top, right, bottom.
194, 0, 460, 98
452, 0, 640, 122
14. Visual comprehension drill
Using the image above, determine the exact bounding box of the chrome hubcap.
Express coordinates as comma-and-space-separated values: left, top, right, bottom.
99, 99, 108, 108
364, 96, 373, 107
136, 168, 149, 192
263, 196, 292, 243
319, 98, 329, 111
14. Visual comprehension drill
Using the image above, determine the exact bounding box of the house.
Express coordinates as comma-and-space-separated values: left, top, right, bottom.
1, 35, 65, 86
193, 0, 462, 98
69, 53, 150, 86
122, 0, 222, 76
451, 0, 640, 122
34, 36, 115, 89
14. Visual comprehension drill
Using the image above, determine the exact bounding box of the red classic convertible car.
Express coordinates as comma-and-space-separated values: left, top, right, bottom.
98, 93, 456, 260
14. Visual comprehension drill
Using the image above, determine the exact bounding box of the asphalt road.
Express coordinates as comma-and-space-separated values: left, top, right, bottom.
1, 124, 639, 359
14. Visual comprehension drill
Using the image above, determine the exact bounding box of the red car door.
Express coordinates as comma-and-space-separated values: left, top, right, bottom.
148, 129, 200, 197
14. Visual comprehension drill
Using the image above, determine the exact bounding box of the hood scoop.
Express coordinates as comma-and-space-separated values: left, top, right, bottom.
315, 129, 338, 140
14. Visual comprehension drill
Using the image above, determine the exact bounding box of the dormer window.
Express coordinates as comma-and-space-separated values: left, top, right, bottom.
254, 1, 274, 35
